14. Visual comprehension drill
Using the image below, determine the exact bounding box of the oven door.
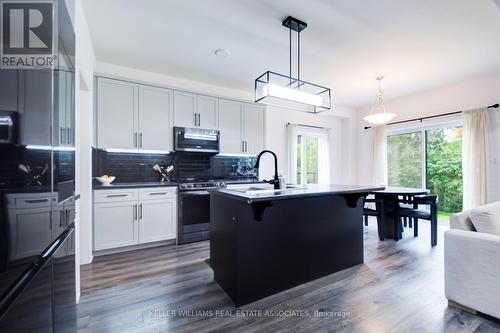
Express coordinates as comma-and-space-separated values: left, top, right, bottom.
173, 127, 219, 153
178, 190, 211, 244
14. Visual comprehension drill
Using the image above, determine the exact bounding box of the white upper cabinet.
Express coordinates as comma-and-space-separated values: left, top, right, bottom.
0, 70, 18, 111
173, 90, 197, 128
196, 95, 218, 129
97, 77, 138, 149
243, 103, 265, 155
218, 99, 243, 154
173, 91, 218, 129
96, 77, 172, 151
138, 85, 173, 151
218, 99, 265, 154
19, 70, 52, 146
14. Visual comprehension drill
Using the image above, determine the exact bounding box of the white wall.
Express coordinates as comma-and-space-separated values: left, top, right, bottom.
356, 69, 500, 201
259, 106, 356, 185
75, 0, 96, 304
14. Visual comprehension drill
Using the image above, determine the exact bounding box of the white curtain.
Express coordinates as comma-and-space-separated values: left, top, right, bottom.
287, 124, 298, 184
371, 125, 387, 186
462, 107, 490, 209
318, 128, 331, 184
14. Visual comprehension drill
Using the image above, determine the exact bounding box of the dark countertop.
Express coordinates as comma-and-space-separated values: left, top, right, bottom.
93, 181, 178, 190
92, 178, 264, 190
210, 184, 386, 203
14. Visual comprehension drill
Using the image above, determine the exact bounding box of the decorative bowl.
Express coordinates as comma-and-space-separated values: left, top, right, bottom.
95, 176, 116, 185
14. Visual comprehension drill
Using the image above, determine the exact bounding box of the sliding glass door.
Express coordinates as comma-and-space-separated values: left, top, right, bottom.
425, 127, 463, 215
387, 125, 463, 216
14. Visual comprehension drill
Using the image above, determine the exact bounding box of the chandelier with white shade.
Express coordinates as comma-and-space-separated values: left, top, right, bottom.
363, 76, 396, 125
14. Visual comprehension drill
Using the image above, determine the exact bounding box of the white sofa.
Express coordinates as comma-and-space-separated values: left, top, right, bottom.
444, 204, 500, 319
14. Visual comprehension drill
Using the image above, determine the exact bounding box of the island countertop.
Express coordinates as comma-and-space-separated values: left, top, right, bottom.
210, 184, 385, 203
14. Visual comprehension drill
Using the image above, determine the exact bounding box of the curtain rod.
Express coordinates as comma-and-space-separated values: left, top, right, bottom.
286, 122, 327, 130
364, 103, 499, 130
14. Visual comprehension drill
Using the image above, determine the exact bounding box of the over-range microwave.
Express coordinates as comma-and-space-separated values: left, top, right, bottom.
0, 110, 18, 144
173, 127, 220, 153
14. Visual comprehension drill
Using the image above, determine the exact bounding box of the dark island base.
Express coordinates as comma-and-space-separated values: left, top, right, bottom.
210, 193, 365, 307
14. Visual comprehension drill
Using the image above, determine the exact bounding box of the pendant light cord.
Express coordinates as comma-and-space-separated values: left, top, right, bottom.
298, 30, 300, 84
289, 25, 292, 85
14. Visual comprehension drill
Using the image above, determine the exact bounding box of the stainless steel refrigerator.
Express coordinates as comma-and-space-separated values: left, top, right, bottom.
0, 0, 77, 331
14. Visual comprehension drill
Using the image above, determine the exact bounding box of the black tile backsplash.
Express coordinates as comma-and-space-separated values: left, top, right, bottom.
92, 149, 257, 183
0, 145, 74, 188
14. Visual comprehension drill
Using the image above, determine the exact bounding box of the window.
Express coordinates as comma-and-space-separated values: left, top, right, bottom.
296, 134, 319, 184
387, 125, 463, 216
288, 125, 329, 185
387, 131, 422, 188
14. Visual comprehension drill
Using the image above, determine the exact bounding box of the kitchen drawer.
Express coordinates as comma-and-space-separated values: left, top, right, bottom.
94, 189, 138, 203
139, 187, 177, 201
5, 192, 57, 208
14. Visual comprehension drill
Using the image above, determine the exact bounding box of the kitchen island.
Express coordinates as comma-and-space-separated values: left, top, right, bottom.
209, 184, 384, 306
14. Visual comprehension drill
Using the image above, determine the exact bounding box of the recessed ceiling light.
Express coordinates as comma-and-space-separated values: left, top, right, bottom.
214, 49, 230, 58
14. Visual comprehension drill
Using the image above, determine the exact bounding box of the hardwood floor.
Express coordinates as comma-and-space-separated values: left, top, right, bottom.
78, 220, 500, 333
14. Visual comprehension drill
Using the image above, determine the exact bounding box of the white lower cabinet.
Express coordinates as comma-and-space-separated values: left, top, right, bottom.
139, 200, 176, 243
94, 201, 139, 251
93, 187, 177, 251
4, 192, 57, 260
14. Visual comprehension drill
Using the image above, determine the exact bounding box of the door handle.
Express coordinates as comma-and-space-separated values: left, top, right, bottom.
139, 203, 143, 220
244, 140, 247, 152
197, 113, 201, 127
242, 140, 244, 152
60, 128, 64, 144
149, 192, 167, 196
194, 113, 197, 127
67, 127, 71, 145
134, 132, 138, 147
134, 204, 137, 220
139, 133, 143, 148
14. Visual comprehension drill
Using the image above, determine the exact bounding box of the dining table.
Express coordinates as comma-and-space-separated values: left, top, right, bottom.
370, 187, 430, 240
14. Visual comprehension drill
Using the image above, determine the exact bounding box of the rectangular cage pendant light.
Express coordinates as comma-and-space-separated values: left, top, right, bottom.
254, 16, 331, 114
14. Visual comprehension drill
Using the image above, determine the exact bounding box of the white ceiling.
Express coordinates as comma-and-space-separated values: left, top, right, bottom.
83, 0, 500, 109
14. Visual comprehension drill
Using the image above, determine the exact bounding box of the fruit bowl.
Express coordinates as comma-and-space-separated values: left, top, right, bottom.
95, 175, 116, 185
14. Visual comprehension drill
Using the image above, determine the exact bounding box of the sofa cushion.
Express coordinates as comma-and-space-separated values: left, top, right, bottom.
470, 201, 500, 236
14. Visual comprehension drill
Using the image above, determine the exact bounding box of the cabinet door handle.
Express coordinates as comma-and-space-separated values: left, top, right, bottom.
134, 204, 137, 220
134, 132, 138, 147
244, 140, 247, 152
60, 128, 65, 144
106, 194, 128, 198
67, 127, 71, 145
241, 140, 244, 152
139, 203, 143, 219
139, 133, 143, 148
194, 113, 197, 127
25, 199, 49, 204
197, 113, 201, 127
149, 192, 167, 195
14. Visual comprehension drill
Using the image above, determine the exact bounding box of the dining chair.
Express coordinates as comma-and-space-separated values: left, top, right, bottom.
399, 195, 415, 228
363, 196, 385, 241
397, 195, 439, 246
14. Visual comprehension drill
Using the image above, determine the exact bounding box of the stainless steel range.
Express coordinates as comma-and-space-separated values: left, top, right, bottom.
177, 180, 226, 244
